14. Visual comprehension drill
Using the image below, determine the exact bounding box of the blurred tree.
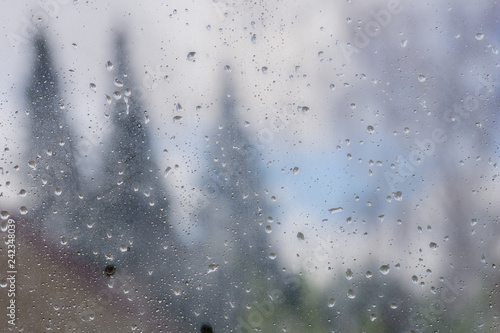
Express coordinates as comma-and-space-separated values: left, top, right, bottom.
25, 34, 81, 245
192, 82, 299, 331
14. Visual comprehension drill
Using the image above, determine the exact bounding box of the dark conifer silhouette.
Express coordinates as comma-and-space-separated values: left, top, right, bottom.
25, 34, 81, 244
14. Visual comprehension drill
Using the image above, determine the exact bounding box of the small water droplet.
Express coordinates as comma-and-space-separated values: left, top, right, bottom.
293, 167, 299, 175
176, 103, 183, 112
475, 33, 484, 40
411, 275, 418, 283
105, 94, 112, 105
265, 225, 272, 233
1, 211, 10, 219
120, 244, 128, 252
366, 125, 375, 134
89, 83, 97, 92
18, 189, 27, 197
251, 34, 257, 44
401, 39, 408, 47
19, 206, 28, 215
208, 264, 219, 273
379, 265, 390, 275
173, 115, 183, 123
429, 242, 438, 250
60, 236, 68, 245
113, 91, 122, 100
345, 269, 353, 280
224, 65, 232, 73
261, 66, 268, 74
329, 83, 335, 90
164, 166, 172, 177
418, 74, 426, 83
268, 253, 277, 260
394, 191, 403, 201
347, 289, 356, 299
28, 160, 36, 169
297, 232, 304, 240
327, 298, 336, 307
370, 313, 377, 321
328, 207, 343, 214
187, 52, 196, 61
105, 61, 114, 71
55, 187, 62, 196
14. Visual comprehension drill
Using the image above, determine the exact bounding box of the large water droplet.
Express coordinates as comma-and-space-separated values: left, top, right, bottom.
345, 269, 353, 280
105, 61, 114, 71
187, 52, 196, 61
327, 298, 336, 307
328, 207, 343, 214
379, 264, 390, 275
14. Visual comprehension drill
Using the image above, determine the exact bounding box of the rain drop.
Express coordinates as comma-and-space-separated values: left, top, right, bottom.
327, 298, 336, 307
293, 167, 299, 175
105, 61, 114, 71
89, 83, 97, 92
418, 74, 426, 83
187, 52, 196, 61
379, 265, 390, 275
475, 33, 484, 40
297, 232, 304, 240
19, 206, 28, 215
429, 242, 438, 250
328, 207, 343, 214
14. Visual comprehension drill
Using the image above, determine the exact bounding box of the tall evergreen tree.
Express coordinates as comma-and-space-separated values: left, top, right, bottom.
193, 82, 294, 331
81, 33, 188, 330
26, 34, 80, 244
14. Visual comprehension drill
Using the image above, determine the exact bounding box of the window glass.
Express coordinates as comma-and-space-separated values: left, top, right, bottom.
1, 1, 498, 332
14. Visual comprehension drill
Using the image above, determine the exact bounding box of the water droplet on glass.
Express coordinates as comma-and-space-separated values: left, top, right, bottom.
60, 236, 68, 245
113, 91, 122, 100
401, 39, 408, 47
327, 298, 336, 307
105, 94, 112, 105
347, 289, 356, 299
208, 264, 219, 273
1, 220, 8, 232
173, 116, 183, 123
366, 125, 375, 134
18, 189, 27, 197
418, 74, 426, 83
379, 265, 390, 275
345, 269, 353, 280
164, 166, 172, 177
429, 242, 438, 250
105, 61, 114, 71
390, 302, 398, 309
370, 313, 377, 321
251, 34, 257, 44
292, 167, 299, 175
265, 225, 272, 233
411, 275, 418, 283
268, 253, 277, 260
187, 52, 196, 61
329, 207, 343, 214
394, 191, 403, 201
120, 244, 128, 252
475, 33, 484, 40
19, 206, 28, 215
28, 160, 36, 169
329, 84, 335, 90
224, 65, 232, 73
89, 83, 97, 92
297, 232, 304, 240
55, 187, 62, 196
173, 287, 181, 296
261, 66, 268, 74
